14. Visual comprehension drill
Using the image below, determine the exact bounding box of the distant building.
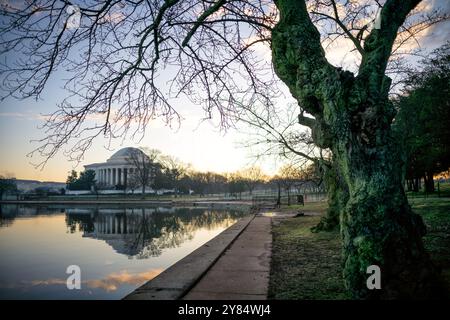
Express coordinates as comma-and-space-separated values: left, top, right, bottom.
84, 147, 144, 189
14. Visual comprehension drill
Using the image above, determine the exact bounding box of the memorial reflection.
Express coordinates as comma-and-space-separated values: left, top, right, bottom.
1, 205, 246, 258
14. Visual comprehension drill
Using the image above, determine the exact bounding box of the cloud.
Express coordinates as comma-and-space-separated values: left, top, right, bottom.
6, 268, 163, 293
0, 111, 48, 121
84, 269, 162, 292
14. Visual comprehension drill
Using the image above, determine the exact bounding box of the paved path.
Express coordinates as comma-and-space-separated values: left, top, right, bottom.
183, 215, 272, 300
124, 215, 255, 300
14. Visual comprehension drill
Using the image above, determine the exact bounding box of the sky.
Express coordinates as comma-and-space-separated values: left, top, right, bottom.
0, 0, 449, 182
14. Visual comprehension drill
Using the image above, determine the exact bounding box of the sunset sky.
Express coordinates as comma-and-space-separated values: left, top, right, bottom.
0, 0, 448, 182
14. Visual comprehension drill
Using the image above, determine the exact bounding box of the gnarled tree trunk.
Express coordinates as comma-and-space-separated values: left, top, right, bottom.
336, 125, 440, 298
312, 160, 348, 232
272, 0, 442, 298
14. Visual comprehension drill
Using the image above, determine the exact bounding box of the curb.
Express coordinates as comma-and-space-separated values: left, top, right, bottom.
123, 215, 255, 300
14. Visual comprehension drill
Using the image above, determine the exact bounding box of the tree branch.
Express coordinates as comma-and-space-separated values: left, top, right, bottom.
298, 111, 316, 129
271, 0, 340, 119
358, 0, 422, 94
182, 0, 227, 47
312, 0, 365, 55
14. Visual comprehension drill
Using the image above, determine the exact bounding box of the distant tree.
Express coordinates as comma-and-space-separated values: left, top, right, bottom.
270, 175, 283, 208
126, 173, 141, 195
158, 155, 188, 195
177, 175, 192, 195
66, 170, 78, 189
126, 148, 160, 195
205, 172, 228, 194
67, 169, 96, 190
228, 173, 246, 200
79, 170, 96, 190
394, 44, 450, 193
0, 176, 17, 199
278, 164, 304, 206
187, 172, 207, 196
239, 166, 265, 195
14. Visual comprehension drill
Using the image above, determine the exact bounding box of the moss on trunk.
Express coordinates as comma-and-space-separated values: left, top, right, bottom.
272, 0, 442, 299
312, 160, 348, 232
336, 131, 443, 298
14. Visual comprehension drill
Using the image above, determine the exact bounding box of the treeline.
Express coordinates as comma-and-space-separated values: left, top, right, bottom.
66, 151, 322, 197
393, 44, 450, 192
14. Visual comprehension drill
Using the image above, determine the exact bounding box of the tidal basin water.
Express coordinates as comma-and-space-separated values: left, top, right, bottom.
0, 204, 247, 299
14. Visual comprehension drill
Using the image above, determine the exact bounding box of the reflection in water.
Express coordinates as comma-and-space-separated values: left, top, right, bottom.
65, 207, 242, 258
30, 269, 164, 292
0, 204, 248, 299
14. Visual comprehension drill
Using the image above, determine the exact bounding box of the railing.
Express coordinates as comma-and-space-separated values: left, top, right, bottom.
251, 194, 306, 208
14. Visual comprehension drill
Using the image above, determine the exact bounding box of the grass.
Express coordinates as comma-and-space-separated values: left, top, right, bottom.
269, 195, 450, 300
409, 197, 450, 291
269, 201, 350, 299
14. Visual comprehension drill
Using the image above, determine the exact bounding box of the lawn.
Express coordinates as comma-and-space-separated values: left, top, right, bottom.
268, 195, 450, 299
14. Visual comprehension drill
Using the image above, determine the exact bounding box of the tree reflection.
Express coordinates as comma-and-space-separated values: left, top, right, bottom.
0, 204, 246, 258
0, 204, 62, 228
66, 207, 246, 259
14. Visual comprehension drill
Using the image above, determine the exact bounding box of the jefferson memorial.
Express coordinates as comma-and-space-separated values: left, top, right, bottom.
84, 147, 145, 188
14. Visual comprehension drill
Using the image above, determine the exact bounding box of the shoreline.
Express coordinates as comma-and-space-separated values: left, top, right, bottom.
124, 215, 257, 300
0, 199, 252, 207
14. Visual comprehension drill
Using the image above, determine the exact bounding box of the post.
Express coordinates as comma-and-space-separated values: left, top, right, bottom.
438, 180, 440, 198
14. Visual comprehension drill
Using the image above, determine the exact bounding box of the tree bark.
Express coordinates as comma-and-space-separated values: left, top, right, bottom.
312, 161, 348, 232
272, 0, 442, 298
337, 131, 442, 298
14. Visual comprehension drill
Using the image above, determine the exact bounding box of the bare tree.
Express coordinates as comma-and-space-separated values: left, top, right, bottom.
1, 0, 448, 298
0, 0, 278, 166
239, 166, 265, 195
158, 154, 188, 195
126, 148, 160, 195
277, 164, 303, 205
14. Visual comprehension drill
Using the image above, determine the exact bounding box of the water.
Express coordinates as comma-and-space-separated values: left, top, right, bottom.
0, 204, 247, 300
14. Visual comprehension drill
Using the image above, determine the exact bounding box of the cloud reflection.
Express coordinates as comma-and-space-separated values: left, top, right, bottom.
23, 269, 163, 293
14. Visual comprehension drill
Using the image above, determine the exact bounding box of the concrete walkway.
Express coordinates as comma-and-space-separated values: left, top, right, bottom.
124, 215, 255, 300
183, 215, 272, 300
